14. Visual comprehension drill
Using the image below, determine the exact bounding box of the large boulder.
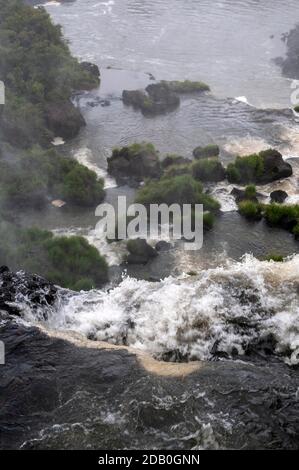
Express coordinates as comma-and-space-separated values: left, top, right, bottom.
45, 101, 85, 139
227, 149, 293, 184
80, 62, 100, 80
260, 149, 293, 183
107, 143, 162, 183
126, 239, 158, 265
270, 190, 288, 204
122, 83, 180, 115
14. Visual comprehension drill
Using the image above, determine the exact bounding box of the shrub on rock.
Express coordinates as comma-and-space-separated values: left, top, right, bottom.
107, 142, 161, 182
238, 200, 262, 221
136, 174, 221, 212
193, 144, 220, 159
62, 164, 105, 206
192, 158, 225, 182
161, 80, 210, 94
227, 149, 292, 184
263, 204, 299, 231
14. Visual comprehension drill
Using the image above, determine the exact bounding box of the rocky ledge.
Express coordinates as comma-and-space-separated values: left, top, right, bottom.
0, 268, 298, 449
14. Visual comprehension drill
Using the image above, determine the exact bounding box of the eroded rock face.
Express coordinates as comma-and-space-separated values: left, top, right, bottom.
45, 101, 86, 140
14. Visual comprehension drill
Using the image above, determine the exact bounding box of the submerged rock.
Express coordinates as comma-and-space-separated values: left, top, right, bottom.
126, 239, 158, 265
155, 241, 173, 252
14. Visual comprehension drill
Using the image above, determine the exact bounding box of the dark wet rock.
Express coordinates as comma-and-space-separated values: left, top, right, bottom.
193, 144, 220, 159
0, 269, 57, 320
122, 83, 180, 116
261, 149, 293, 183
231, 188, 259, 204
227, 149, 293, 185
0, 317, 298, 449
159, 349, 189, 362
80, 62, 100, 82
270, 190, 288, 204
155, 241, 173, 252
107, 143, 162, 184
126, 239, 158, 265
100, 99, 111, 107
45, 101, 85, 139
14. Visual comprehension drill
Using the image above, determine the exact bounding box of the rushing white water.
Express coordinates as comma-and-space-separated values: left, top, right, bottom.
28, 254, 298, 365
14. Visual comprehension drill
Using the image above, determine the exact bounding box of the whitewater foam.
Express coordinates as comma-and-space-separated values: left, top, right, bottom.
34, 254, 299, 365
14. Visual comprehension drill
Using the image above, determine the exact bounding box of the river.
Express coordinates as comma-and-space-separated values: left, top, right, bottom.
4, 0, 299, 450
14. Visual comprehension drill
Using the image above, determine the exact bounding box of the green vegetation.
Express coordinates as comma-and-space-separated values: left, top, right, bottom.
161, 154, 187, 169
227, 153, 264, 184
0, 146, 105, 208
238, 200, 262, 220
244, 184, 257, 199
62, 163, 105, 206
263, 203, 299, 227
111, 142, 157, 159
294, 106, 299, 113
136, 174, 220, 213
237, 201, 299, 239
163, 163, 191, 178
292, 223, 299, 239
108, 142, 161, 180
0, 1, 107, 288
203, 211, 215, 230
226, 148, 292, 184
161, 80, 210, 93
265, 253, 284, 262
193, 144, 220, 159
0, 0, 99, 147
0, 224, 108, 290
0, 1, 104, 208
192, 158, 225, 182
